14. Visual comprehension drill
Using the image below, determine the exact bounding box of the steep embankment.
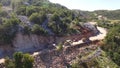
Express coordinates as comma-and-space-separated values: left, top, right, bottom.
33, 40, 100, 68
31, 25, 107, 68
13, 33, 54, 52
13, 28, 93, 52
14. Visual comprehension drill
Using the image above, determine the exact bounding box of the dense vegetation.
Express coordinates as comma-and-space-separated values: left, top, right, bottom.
97, 20, 116, 29
0, 14, 20, 44
5, 52, 34, 68
0, 0, 120, 67
71, 51, 119, 68
102, 24, 120, 66
94, 10, 120, 20
0, 0, 84, 44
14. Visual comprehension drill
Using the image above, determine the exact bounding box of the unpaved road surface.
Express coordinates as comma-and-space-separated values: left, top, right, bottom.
90, 27, 107, 41
72, 26, 107, 45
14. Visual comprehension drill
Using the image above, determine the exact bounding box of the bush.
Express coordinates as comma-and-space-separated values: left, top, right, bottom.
5, 52, 34, 68
71, 62, 80, 68
51, 12, 60, 22
23, 54, 34, 68
16, 6, 26, 15
48, 21, 58, 35
56, 43, 63, 51
0, 16, 19, 44
14, 52, 23, 68
5, 57, 15, 68
102, 24, 120, 66
29, 12, 47, 25
0, 10, 8, 17
29, 13, 41, 24
31, 24, 48, 35
23, 25, 31, 35
26, 6, 39, 16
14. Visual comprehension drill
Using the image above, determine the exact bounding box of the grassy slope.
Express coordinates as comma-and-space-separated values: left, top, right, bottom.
85, 51, 119, 68
72, 50, 119, 68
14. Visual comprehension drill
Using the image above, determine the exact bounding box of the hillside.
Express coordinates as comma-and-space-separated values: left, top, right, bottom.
93, 10, 120, 20
0, 0, 82, 44
0, 0, 120, 68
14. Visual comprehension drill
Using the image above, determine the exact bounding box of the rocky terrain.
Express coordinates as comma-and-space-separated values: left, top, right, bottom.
1, 0, 120, 68
31, 25, 107, 68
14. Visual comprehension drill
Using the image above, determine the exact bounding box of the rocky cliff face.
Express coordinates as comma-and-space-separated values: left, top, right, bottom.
12, 23, 97, 53
12, 30, 94, 52
13, 33, 55, 52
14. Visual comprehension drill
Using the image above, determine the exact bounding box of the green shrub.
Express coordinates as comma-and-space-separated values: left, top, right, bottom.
5, 57, 15, 68
31, 24, 48, 35
23, 54, 34, 68
14, 52, 23, 68
0, 11, 8, 17
23, 25, 31, 35
0, 16, 19, 44
5, 52, 34, 68
56, 43, 63, 51
16, 6, 26, 15
71, 62, 80, 68
51, 12, 60, 22
102, 24, 120, 66
29, 12, 47, 25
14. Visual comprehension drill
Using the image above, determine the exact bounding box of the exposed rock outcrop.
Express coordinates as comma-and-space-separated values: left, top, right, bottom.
13, 33, 54, 52
13, 29, 94, 53
33, 40, 100, 68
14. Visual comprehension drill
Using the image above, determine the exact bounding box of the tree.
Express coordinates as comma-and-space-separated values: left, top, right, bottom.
31, 24, 48, 35
56, 43, 63, 51
0, 15, 19, 44
0, 3, 2, 11
29, 12, 46, 25
11, 0, 24, 10
23, 25, 31, 35
51, 12, 60, 22
26, 6, 38, 16
0, 10, 8, 17
105, 25, 120, 45
71, 62, 80, 68
14, 52, 23, 68
39, 11, 47, 23
13, 52, 34, 68
16, 6, 26, 15
23, 54, 34, 68
102, 24, 120, 66
29, 13, 40, 24
5, 57, 15, 68
50, 12, 61, 35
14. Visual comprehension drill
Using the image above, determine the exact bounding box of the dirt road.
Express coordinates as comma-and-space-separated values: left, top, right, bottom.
72, 26, 107, 45
90, 27, 107, 41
